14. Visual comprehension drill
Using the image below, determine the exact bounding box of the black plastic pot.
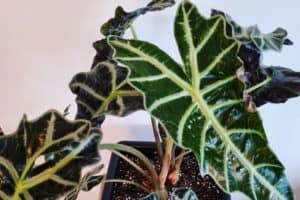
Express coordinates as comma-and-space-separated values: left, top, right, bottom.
101, 141, 231, 200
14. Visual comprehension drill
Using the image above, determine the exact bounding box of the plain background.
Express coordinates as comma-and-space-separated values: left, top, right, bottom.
0, 0, 299, 199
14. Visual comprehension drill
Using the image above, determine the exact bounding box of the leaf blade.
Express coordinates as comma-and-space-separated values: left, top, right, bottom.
108, 1, 293, 199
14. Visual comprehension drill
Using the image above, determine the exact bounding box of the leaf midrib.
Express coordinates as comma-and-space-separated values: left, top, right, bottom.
178, 6, 285, 197
194, 88, 286, 199
110, 38, 286, 199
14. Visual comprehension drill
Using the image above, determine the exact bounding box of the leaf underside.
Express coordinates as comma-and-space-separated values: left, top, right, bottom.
108, 1, 293, 200
0, 110, 101, 199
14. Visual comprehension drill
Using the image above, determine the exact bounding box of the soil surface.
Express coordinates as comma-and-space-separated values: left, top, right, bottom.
109, 147, 230, 200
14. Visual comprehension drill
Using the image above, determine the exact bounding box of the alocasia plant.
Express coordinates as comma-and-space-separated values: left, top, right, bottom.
0, 110, 102, 200
2, 0, 299, 199
108, 1, 294, 199
72, 0, 175, 125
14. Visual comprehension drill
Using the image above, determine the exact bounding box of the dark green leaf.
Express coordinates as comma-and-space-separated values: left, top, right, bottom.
0, 110, 102, 199
249, 66, 300, 106
211, 9, 292, 52
70, 61, 143, 120
210, 9, 300, 107
147, 0, 176, 11
238, 43, 300, 107
91, 39, 114, 69
76, 0, 175, 122
171, 188, 198, 200
108, 1, 293, 199
101, 0, 175, 36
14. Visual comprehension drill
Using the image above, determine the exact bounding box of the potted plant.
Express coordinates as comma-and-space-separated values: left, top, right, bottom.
1, 0, 300, 199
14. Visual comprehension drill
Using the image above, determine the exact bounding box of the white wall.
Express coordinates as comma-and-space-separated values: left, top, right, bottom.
0, 0, 299, 199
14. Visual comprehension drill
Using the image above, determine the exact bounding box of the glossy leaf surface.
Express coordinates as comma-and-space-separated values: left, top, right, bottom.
108, 1, 293, 199
73, 1, 175, 122
0, 110, 101, 199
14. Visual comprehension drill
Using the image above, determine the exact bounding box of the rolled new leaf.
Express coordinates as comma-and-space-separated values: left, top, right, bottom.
70, 61, 143, 120
108, 1, 294, 199
0, 110, 102, 199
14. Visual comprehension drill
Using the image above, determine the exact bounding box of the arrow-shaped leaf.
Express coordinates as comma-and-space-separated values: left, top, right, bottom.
0, 110, 102, 199
108, 1, 293, 199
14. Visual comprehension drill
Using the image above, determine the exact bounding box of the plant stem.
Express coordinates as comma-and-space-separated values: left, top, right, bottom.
130, 24, 138, 40
103, 179, 150, 192
170, 143, 176, 169
151, 117, 164, 162
98, 143, 160, 191
174, 150, 192, 162
158, 135, 173, 189
168, 149, 191, 186
110, 150, 152, 181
